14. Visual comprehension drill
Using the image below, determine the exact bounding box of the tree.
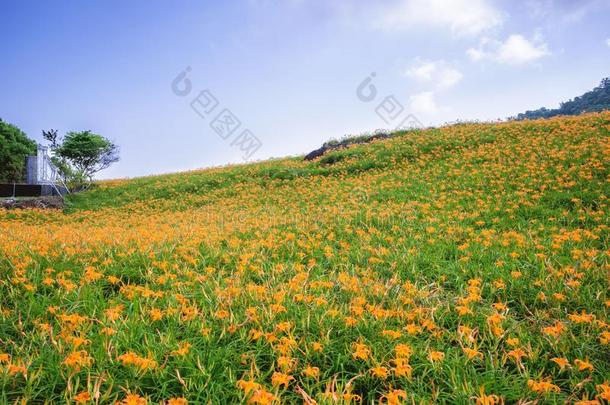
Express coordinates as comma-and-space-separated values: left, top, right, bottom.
0, 119, 37, 182
514, 77, 610, 120
43, 129, 119, 188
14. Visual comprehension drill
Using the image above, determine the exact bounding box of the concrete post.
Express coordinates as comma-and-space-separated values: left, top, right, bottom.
26, 155, 38, 184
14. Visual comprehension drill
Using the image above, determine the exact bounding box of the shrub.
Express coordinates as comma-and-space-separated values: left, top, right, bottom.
0, 119, 36, 182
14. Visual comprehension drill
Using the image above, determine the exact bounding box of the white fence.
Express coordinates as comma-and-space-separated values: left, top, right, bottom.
26, 145, 68, 195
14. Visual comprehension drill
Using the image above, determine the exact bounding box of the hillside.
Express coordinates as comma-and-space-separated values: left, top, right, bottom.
1, 113, 609, 403
515, 77, 610, 120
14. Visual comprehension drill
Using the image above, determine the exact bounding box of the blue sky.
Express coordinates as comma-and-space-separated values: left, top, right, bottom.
1, 0, 609, 178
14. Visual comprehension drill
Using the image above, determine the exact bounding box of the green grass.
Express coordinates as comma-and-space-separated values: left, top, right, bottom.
0, 112, 609, 404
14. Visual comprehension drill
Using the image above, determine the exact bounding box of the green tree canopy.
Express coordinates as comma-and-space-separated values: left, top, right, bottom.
514, 77, 610, 120
0, 119, 36, 182
44, 130, 119, 187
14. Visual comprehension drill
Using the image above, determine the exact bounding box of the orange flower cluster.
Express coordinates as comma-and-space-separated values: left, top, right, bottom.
0, 112, 608, 402
117, 352, 158, 370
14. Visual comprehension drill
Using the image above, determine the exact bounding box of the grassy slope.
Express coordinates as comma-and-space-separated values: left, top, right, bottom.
0, 113, 609, 403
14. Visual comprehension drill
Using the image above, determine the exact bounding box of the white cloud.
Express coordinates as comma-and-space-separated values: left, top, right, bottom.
495, 35, 550, 64
406, 61, 436, 81
405, 59, 463, 89
466, 47, 485, 62
467, 34, 551, 65
409, 91, 438, 114
526, 0, 610, 24
606, 38, 610, 48
375, 0, 503, 37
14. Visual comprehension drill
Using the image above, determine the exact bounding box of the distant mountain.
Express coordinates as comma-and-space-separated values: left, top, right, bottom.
514, 77, 610, 120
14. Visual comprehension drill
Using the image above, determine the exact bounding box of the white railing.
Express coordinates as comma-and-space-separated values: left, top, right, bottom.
30, 145, 69, 195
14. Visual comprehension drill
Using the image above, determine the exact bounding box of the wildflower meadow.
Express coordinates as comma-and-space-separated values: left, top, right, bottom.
1, 112, 609, 404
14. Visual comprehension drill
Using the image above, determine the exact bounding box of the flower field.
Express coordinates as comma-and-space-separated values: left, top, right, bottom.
1, 112, 609, 404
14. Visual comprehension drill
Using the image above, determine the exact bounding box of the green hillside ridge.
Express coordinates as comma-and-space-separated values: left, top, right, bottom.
2, 112, 608, 403
68, 113, 608, 212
